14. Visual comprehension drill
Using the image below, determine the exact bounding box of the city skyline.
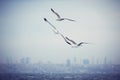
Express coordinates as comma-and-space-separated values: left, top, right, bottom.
1, 56, 114, 65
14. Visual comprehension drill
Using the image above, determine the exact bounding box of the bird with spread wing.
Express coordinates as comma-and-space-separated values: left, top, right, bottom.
51, 8, 75, 22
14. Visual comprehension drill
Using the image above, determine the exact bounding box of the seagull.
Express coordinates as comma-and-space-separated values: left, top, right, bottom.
51, 8, 75, 21
65, 37, 89, 48
62, 36, 89, 47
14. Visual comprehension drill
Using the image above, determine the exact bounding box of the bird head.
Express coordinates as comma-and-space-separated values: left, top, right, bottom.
51, 8, 54, 12
44, 18, 47, 21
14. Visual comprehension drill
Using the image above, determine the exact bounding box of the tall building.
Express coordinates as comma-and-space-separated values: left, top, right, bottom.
91, 57, 94, 64
83, 59, 90, 65
66, 59, 71, 67
79, 58, 82, 65
20, 57, 31, 64
96, 58, 99, 64
104, 56, 107, 65
74, 57, 77, 65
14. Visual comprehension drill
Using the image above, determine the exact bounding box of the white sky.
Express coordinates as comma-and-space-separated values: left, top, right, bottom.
0, 0, 120, 64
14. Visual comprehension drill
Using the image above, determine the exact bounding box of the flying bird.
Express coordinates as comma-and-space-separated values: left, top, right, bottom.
65, 37, 89, 48
51, 8, 75, 21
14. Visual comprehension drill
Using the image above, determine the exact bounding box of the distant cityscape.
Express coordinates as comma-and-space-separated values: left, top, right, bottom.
0, 57, 120, 74
0, 56, 114, 65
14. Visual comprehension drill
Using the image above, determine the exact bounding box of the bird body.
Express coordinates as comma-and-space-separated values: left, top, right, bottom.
56, 18, 64, 21
60, 34, 72, 45
77, 42, 88, 46
65, 37, 77, 45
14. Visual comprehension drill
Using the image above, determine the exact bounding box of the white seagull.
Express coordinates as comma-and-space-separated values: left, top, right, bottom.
51, 8, 75, 21
65, 37, 89, 48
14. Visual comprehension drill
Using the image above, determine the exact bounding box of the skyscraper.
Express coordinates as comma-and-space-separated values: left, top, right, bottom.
20, 57, 31, 64
83, 59, 90, 65
104, 56, 107, 65
66, 59, 71, 67
74, 57, 77, 65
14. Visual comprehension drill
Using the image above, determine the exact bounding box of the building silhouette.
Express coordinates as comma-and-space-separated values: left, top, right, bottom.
74, 57, 77, 65
20, 57, 31, 64
91, 57, 94, 64
104, 56, 107, 65
66, 59, 71, 67
83, 59, 90, 65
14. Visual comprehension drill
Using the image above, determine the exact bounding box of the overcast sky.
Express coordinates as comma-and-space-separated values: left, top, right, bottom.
0, 0, 120, 64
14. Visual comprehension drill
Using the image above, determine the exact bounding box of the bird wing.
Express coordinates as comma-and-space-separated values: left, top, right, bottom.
51, 8, 61, 18
63, 18, 75, 21
65, 37, 77, 44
